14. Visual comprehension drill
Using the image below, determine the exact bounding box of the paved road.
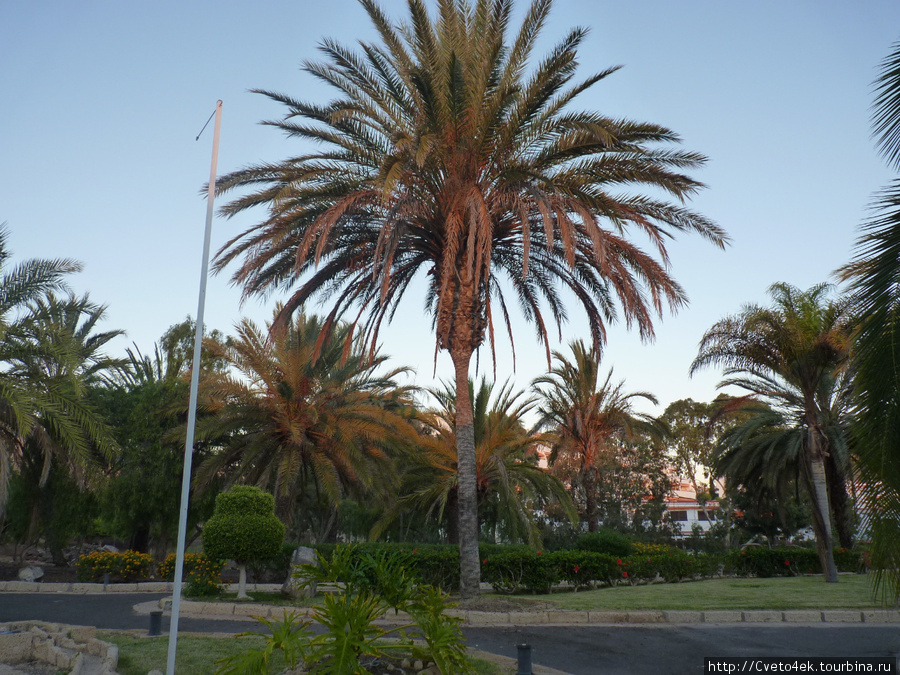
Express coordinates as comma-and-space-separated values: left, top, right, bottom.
464, 624, 900, 674
1, 594, 897, 674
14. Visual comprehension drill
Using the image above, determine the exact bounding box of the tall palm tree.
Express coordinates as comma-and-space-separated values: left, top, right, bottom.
839, 37, 900, 602
375, 378, 575, 546
193, 311, 418, 535
213, 0, 726, 595
533, 340, 658, 533
691, 283, 852, 582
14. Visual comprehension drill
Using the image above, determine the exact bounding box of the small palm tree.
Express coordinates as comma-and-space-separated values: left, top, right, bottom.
691, 282, 852, 582
193, 311, 418, 533
533, 340, 658, 533
376, 378, 575, 546
213, 0, 725, 595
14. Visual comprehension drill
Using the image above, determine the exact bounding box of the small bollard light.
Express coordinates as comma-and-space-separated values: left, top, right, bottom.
149, 610, 163, 637
103, 572, 110, 591
517, 643, 533, 675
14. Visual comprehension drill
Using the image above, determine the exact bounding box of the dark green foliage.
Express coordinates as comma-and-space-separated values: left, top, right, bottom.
548, 550, 620, 589
725, 547, 865, 578
3, 461, 98, 562
481, 550, 556, 594
575, 529, 635, 558
203, 486, 285, 564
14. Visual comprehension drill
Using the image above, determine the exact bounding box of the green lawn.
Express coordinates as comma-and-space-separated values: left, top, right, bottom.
516, 574, 879, 611
101, 633, 508, 675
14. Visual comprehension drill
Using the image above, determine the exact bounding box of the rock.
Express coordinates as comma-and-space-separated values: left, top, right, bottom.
100, 545, 119, 553
17, 566, 43, 582
281, 547, 319, 598
413, 660, 424, 670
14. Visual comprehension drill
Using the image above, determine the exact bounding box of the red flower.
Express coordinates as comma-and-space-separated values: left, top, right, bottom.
537, 551, 542, 556
616, 559, 622, 565
623, 571, 628, 578
573, 566, 580, 573
413, 549, 418, 554
784, 560, 790, 566
483, 559, 487, 564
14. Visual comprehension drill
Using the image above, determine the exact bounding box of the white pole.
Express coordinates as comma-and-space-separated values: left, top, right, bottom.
166, 99, 222, 675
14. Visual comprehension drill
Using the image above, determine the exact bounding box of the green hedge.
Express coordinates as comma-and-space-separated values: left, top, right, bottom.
260, 541, 868, 594
725, 547, 866, 577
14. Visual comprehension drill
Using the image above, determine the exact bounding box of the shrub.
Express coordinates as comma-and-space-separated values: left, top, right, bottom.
724, 547, 844, 577
156, 552, 225, 596
75, 550, 151, 582
481, 550, 555, 594
548, 550, 618, 589
575, 529, 635, 558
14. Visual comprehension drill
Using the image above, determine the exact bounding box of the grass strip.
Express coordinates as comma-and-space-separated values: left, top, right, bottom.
519, 575, 878, 611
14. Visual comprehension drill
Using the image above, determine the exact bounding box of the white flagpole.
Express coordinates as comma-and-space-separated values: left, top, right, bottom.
166, 99, 222, 675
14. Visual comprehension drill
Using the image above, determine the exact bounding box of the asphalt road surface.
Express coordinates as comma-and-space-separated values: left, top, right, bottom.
1, 593, 897, 674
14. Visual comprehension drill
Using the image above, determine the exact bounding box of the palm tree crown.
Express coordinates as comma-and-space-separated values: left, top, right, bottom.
214, 0, 725, 596
194, 311, 418, 530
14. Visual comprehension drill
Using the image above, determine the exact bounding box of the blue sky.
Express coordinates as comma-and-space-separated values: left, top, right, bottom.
2, 1, 897, 413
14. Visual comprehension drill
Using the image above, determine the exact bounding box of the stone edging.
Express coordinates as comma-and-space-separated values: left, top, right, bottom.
0, 621, 118, 674
153, 599, 900, 625
0, 581, 283, 594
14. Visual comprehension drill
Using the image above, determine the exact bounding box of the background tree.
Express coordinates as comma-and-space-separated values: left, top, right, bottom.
202, 485, 285, 599
213, 0, 725, 596
534, 340, 658, 533
839, 37, 900, 601
92, 319, 222, 557
193, 311, 417, 541
661, 398, 719, 524
691, 282, 853, 582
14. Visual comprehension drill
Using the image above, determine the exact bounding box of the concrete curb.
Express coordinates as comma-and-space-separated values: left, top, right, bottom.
145, 598, 900, 625
0, 581, 283, 594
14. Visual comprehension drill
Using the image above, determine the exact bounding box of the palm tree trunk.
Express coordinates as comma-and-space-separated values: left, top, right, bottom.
805, 410, 838, 582
447, 488, 459, 545
583, 467, 599, 533
452, 349, 481, 598
807, 457, 839, 582
825, 451, 854, 549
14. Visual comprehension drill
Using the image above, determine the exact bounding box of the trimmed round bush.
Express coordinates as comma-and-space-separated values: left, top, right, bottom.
202, 486, 285, 598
